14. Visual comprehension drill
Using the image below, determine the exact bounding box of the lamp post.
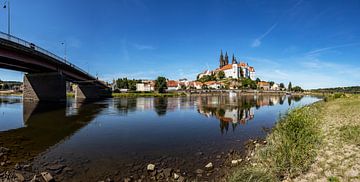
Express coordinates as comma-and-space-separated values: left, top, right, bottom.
3, 0, 10, 35
61, 42, 67, 63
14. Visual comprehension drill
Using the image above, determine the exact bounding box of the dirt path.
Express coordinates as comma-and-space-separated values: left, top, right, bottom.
293, 97, 360, 182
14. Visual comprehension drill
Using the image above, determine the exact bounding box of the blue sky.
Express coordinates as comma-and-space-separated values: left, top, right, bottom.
0, 0, 360, 89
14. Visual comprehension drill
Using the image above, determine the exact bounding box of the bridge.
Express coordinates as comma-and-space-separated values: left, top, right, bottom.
0, 32, 111, 101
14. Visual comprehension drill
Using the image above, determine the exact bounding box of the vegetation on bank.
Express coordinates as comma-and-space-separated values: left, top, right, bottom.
112, 92, 186, 97
311, 86, 360, 93
229, 98, 323, 181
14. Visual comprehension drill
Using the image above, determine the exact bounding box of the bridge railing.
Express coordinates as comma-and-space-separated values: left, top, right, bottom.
0, 32, 93, 79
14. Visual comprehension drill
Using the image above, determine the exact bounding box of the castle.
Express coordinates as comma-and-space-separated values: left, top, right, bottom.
198, 51, 255, 80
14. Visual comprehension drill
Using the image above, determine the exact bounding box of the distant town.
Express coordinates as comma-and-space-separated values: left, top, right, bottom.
111, 51, 301, 93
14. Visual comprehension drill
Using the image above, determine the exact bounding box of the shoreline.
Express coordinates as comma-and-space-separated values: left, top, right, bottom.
228, 94, 360, 181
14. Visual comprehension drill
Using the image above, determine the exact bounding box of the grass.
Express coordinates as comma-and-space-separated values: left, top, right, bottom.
339, 125, 360, 145
328, 176, 340, 182
112, 92, 186, 97
229, 101, 323, 181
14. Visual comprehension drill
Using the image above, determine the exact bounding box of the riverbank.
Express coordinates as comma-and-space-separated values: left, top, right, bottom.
112, 92, 187, 97
229, 94, 360, 181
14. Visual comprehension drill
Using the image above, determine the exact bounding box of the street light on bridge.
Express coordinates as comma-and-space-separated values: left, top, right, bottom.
3, 0, 10, 35
61, 41, 67, 63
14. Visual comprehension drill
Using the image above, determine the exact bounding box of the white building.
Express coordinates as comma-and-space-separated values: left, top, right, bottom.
136, 81, 155, 92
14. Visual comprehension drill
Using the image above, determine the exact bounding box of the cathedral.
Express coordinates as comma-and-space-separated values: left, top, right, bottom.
217, 50, 255, 80
198, 50, 256, 80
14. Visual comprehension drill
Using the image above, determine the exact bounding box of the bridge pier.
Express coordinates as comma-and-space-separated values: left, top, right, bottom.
23, 73, 66, 102
75, 84, 112, 100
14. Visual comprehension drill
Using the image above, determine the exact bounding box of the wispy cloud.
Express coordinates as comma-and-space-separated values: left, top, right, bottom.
305, 42, 360, 56
131, 43, 156, 50
251, 23, 277, 48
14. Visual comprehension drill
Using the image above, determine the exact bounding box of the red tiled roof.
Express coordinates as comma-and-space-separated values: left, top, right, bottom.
219, 64, 233, 71
167, 80, 179, 87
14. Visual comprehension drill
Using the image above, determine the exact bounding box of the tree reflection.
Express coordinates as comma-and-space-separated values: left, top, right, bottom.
154, 97, 168, 116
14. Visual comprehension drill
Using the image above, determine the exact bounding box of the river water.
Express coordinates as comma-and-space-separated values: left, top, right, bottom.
0, 94, 320, 181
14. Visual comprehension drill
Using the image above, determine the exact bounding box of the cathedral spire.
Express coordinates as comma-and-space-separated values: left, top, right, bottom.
219, 50, 224, 67
232, 54, 237, 64
225, 52, 229, 65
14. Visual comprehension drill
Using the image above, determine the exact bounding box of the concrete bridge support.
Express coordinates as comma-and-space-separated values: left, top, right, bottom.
75, 84, 112, 100
23, 72, 66, 102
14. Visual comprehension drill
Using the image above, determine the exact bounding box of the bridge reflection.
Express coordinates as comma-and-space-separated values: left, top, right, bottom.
0, 99, 107, 165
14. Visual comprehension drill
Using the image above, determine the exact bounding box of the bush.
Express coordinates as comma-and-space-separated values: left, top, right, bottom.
230, 104, 322, 181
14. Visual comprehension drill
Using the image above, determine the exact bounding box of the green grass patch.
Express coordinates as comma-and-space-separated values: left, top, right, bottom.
229, 103, 323, 181
328, 176, 340, 182
112, 92, 186, 97
339, 125, 360, 145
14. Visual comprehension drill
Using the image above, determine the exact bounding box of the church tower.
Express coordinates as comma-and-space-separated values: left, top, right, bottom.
225, 52, 229, 65
232, 54, 237, 64
219, 50, 224, 67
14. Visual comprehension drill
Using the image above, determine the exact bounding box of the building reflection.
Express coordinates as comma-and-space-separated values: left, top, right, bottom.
196, 95, 303, 134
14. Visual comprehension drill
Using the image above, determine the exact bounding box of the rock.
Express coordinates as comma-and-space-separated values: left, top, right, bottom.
15, 173, 25, 182
216, 155, 221, 159
0, 152, 3, 157
147, 164, 155, 171
205, 162, 213, 170
30, 175, 38, 182
41, 172, 54, 182
63, 167, 73, 173
1, 162, 5, 166
178, 176, 185, 182
163, 168, 173, 177
0, 147, 10, 153
173, 173, 179, 180
22, 164, 31, 169
263, 140, 267, 144
124, 178, 132, 182
15, 163, 21, 170
231, 160, 238, 166
47, 164, 65, 171
195, 169, 204, 174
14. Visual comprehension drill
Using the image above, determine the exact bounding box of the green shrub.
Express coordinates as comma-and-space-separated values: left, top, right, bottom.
230, 104, 322, 181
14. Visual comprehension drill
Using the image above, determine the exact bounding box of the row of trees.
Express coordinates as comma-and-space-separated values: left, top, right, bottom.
115, 78, 141, 91
114, 77, 168, 93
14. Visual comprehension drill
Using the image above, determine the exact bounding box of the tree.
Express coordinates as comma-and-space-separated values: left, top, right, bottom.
288, 82, 292, 91
269, 81, 275, 87
155, 76, 167, 93
292, 86, 303, 92
217, 71, 225, 80
279, 83, 285, 89
255, 78, 261, 83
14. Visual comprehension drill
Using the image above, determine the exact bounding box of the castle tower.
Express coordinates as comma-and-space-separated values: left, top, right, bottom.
232, 54, 237, 64
225, 52, 229, 65
219, 50, 224, 67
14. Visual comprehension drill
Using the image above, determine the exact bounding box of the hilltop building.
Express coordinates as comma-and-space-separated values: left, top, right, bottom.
198, 51, 256, 80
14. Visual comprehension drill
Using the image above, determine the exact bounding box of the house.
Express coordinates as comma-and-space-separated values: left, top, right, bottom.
136, 80, 155, 92
204, 81, 221, 89
167, 80, 180, 91
257, 81, 270, 90
271, 83, 280, 91
197, 70, 213, 79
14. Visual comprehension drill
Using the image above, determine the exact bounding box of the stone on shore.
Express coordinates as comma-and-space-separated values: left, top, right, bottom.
205, 162, 213, 170
41, 172, 54, 182
173, 173, 179, 180
15, 173, 25, 182
147, 164, 155, 171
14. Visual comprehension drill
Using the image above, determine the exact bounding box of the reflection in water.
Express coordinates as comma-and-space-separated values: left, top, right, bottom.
197, 95, 305, 134
0, 94, 320, 181
0, 99, 107, 164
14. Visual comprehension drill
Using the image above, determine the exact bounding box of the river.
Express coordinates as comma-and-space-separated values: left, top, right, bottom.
0, 94, 321, 181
